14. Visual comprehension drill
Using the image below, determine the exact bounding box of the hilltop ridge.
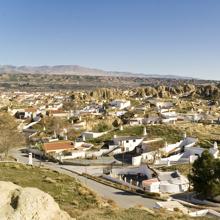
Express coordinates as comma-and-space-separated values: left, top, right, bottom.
0, 65, 195, 80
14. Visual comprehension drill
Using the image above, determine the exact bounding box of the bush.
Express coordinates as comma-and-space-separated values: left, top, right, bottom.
188, 150, 220, 199
93, 122, 111, 132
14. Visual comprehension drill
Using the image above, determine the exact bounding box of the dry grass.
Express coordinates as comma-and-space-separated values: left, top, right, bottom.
0, 162, 100, 218
173, 122, 220, 147
0, 162, 215, 220
158, 163, 191, 177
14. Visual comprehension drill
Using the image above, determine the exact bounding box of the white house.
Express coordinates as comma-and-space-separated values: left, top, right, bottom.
110, 100, 131, 110
112, 136, 144, 152
81, 131, 108, 140
160, 111, 178, 124
148, 100, 173, 110
142, 116, 161, 125
100, 136, 144, 156
155, 141, 219, 165
112, 165, 189, 194
131, 137, 198, 166
115, 111, 127, 117
183, 143, 219, 159
47, 103, 63, 111
142, 178, 160, 192
186, 113, 203, 122
80, 106, 99, 114
157, 171, 189, 193
129, 117, 144, 126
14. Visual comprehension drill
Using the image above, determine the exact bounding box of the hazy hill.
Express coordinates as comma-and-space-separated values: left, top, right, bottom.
0, 65, 194, 79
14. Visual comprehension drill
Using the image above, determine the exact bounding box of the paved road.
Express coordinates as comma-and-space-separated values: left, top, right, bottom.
9, 148, 158, 209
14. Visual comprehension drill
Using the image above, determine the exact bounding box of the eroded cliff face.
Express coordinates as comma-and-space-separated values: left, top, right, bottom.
0, 181, 73, 220
69, 84, 220, 101
70, 88, 125, 101
132, 84, 220, 99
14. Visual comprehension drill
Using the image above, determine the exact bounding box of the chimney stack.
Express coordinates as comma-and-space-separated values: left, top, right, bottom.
143, 127, 147, 136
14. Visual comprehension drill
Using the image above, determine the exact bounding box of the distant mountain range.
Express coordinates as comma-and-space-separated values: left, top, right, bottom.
0, 65, 194, 79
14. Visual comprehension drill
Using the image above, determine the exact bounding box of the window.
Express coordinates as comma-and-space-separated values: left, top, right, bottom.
126, 140, 129, 143
133, 139, 136, 142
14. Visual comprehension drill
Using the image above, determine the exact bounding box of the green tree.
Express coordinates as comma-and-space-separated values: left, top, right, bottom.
93, 122, 111, 132
188, 150, 220, 199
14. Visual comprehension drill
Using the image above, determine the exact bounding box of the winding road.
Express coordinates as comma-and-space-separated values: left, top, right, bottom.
10, 148, 158, 209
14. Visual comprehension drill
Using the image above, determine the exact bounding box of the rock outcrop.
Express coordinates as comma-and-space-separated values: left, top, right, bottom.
0, 181, 73, 220
68, 83, 220, 101
133, 84, 220, 99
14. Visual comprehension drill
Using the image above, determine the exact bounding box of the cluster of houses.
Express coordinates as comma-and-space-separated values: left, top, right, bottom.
1, 90, 220, 198
25, 125, 219, 196
4, 90, 220, 133
106, 165, 189, 194
2, 90, 220, 219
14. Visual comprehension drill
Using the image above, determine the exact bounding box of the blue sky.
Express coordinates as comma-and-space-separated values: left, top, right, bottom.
0, 0, 219, 80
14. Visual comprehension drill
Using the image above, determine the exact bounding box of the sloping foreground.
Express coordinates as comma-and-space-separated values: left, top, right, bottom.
0, 181, 72, 220
0, 162, 215, 220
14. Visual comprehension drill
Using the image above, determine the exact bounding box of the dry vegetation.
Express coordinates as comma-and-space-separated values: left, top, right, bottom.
173, 122, 220, 147
157, 164, 191, 177
0, 162, 101, 218
0, 162, 214, 220
0, 113, 25, 157
89, 125, 183, 150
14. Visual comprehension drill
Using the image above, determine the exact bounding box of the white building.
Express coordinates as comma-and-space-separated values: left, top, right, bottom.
110, 100, 131, 110
129, 117, 144, 126
155, 141, 219, 165
112, 136, 144, 152
82, 131, 108, 140
158, 171, 189, 193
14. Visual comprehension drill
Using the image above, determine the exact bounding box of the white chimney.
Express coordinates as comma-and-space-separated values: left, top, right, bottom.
28, 153, 33, 165
143, 127, 147, 136
59, 154, 63, 163
82, 135, 86, 142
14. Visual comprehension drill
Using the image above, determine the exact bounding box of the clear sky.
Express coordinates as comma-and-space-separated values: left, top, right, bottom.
0, 0, 219, 80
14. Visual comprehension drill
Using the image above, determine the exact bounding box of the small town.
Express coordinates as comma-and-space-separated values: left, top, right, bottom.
1, 86, 220, 219
0, 1, 220, 220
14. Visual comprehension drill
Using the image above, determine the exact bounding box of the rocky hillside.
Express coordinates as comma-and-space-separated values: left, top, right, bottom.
0, 71, 216, 92
0, 181, 72, 220
68, 84, 220, 101
134, 84, 220, 99
70, 88, 125, 101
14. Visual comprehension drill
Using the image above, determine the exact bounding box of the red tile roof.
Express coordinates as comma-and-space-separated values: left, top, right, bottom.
49, 110, 65, 114
25, 107, 37, 113
43, 141, 75, 153
142, 178, 159, 186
